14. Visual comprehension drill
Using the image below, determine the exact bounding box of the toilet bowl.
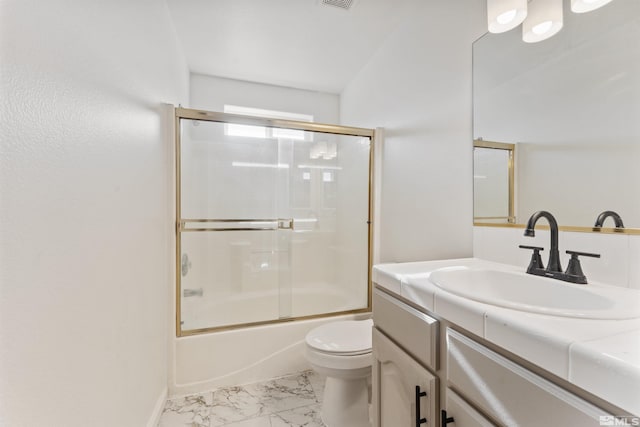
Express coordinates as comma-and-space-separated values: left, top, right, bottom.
305, 318, 373, 427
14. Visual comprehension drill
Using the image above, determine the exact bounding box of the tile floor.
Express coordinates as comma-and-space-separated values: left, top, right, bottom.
158, 370, 326, 427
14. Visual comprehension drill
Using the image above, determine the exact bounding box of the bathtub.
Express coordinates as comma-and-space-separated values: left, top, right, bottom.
171, 285, 370, 396
181, 284, 362, 331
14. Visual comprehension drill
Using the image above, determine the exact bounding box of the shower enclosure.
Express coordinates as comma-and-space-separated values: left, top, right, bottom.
175, 107, 374, 336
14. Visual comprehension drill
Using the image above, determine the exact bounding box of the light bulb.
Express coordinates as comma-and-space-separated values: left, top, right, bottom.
488, 0, 528, 33
523, 0, 563, 43
532, 20, 553, 35
497, 9, 517, 24
571, 0, 613, 13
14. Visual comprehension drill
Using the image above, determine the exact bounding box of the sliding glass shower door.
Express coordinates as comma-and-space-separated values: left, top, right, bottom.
176, 108, 373, 335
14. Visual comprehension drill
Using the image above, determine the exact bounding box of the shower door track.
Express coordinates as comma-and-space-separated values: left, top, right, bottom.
176, 107, 375, 137
174, 106, 376, 337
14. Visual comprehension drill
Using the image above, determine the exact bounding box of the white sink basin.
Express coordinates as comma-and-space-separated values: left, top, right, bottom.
429, 268, 640, 319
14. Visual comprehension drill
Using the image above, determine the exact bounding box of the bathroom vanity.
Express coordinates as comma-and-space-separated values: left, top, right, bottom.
371, 258, 640, 427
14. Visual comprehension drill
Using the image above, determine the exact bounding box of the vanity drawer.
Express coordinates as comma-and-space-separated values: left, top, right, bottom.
446, 328, 610, 426
373, 287, 438, 370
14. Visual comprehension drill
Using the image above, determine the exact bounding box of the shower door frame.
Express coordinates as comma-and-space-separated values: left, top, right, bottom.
174, 106, 376, 337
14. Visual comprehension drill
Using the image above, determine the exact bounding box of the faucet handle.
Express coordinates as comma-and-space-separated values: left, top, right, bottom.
565, 250, 601, 259
564, 250, 601, 284
519, 245, 545, 273
519, 245, 544, 251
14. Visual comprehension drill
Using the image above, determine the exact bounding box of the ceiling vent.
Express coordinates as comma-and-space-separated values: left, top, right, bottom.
321, 0, 356, 10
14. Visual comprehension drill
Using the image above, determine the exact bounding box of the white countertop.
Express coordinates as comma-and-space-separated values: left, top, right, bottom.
373, 258, 640, 416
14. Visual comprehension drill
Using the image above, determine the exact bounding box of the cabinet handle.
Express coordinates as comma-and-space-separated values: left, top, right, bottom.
441, 409, 455, 427
415, 385, 427, 426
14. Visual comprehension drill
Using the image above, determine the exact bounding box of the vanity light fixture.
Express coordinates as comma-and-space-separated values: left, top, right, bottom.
523, 0, 563, 43
488, 0, 615, 43
487, 0, 528, 33
570, 0, 613, 13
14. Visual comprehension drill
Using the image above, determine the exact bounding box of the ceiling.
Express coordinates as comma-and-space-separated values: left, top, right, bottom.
166, 0, 417, 94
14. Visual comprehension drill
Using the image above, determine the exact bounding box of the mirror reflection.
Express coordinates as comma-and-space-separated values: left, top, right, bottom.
473, 140, 515, 223
473, 0, 640, 229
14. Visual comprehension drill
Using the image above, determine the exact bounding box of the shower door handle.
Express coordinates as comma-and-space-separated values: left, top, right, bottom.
179, 219, 288, 232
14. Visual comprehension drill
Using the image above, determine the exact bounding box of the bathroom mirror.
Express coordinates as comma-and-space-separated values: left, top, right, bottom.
473, 0, 640, 231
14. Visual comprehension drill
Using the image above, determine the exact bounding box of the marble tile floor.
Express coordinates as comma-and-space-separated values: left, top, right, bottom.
158, 370, 327, 427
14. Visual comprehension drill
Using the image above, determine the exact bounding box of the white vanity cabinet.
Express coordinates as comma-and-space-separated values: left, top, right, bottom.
371, 283, 617, 427
372, 288, 439, 427
372, 328, 439, 427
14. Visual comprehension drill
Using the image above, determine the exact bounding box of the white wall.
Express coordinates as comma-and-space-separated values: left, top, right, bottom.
0, 1, 188, 426
190, 73, 340, 123
340, 0, 486, 262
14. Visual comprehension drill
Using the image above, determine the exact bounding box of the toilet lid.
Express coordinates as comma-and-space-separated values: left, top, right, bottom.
305, 319, 373, 355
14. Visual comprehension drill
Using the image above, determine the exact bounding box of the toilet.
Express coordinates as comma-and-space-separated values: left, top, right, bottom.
305, 318, 374, 427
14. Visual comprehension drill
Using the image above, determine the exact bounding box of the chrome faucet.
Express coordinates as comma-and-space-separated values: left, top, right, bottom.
519, 210, 600, 284
594, 210, 624, 228
524, 210, 562, 273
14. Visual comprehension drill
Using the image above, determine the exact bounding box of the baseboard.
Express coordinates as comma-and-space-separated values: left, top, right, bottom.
146, 387, 168, 427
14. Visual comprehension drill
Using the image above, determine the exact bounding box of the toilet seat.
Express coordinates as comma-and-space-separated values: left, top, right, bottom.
304, 319, 373, 427
305, 319, 373, 356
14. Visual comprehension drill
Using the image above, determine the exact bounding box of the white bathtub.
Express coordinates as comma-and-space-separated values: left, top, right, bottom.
171, 285, 370, 396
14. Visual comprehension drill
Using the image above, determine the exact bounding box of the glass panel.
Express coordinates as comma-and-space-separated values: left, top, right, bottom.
181, 119, 281, 220
289, 134, 370, 317
180, 230, 282, 330
180, 119, 283, 330
178, 116, 371, 333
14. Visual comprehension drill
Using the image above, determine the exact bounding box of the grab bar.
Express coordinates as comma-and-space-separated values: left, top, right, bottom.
179, 218, 294, 232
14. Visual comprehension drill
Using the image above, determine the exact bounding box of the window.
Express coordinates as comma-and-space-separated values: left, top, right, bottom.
224, 105, 314, 141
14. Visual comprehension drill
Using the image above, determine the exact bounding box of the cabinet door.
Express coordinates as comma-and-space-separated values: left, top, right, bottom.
445, 389, 496, 427
447, 328, 611, 426
372, 327, 438, 427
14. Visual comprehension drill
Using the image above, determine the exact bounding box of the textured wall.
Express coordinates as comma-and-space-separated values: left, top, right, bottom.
341, 0, 486, 262
0, 0, 188, 425
190, 73, 340, 123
